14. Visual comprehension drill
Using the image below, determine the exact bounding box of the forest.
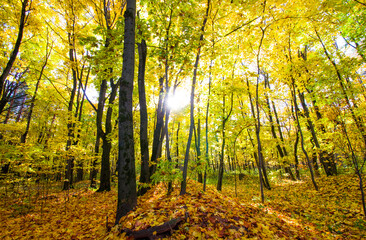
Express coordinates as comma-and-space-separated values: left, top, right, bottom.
1, 0, 366, 239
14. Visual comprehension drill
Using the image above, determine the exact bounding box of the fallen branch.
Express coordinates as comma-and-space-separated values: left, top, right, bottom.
121, 217, 184, 239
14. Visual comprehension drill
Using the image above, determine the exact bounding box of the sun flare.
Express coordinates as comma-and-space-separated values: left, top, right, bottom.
167, 89, 190, 112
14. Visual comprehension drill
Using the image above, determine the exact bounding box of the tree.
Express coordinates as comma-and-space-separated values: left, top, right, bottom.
0, 0, 30, 115
21, 34, 52, 143
180, 0, 211, 196
137, 38, 149, 196
116, 0, 137, 225
216, 92, 233, 191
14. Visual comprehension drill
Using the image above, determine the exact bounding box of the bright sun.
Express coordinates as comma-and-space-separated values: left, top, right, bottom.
167, 89, 190, 112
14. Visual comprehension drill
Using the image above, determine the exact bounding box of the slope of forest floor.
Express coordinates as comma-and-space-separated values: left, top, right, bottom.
0, 174, 365, 239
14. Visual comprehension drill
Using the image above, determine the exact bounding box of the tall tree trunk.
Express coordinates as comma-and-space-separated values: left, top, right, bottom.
254, 28, 270, 203
263, 75, 295, 180
149, 77, 165, 178
194, 108, 203, 183
3, 88, 17, 124
163, 24, 173, 194
137, 39, 150, 196
203, 59, 213, 192
307, 91, 337, 175
90, 74, 106, 188
180, 0, 210, 196
245, 79, 269, 191
98, 80, 118, 192
91, 0, 117, 188
292, 83, 318, 191
217, 93, 233, 191
298, 90, 333, 176
63, 28, 78, 191
116, 0, 137, 225
291, 104, 301, 180
74, 67, 89, 183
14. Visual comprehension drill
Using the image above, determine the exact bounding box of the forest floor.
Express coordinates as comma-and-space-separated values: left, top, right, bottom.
0, 173, 365, 239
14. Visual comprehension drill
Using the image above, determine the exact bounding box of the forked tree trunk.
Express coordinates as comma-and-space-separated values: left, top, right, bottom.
292, 83, 318, 191
98, 80, 118, 192
245, 76, 270, 192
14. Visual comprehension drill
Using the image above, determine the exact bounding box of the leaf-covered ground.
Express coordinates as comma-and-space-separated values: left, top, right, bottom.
0, 184, 117, 239
1, 174, 365, 239
221, 173, 366, 239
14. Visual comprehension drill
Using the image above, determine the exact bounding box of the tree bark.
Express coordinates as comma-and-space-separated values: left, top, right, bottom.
116, 0, 137, 225
97, 80, 118, 192
137, 39, 150, 196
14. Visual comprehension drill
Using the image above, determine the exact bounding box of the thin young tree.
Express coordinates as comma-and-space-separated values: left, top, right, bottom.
180, 0, 211, 195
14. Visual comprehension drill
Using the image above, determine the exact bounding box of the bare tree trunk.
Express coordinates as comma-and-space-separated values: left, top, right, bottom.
292, 82, 318, 191
291, 104, 301, 180
194, 108, 203, 183
149, 77, 165, 178
298, 90, 333, 176
116, 0, 137, 225
63, 26, 78, 191
137, 39, 150, 196
217, 93, 233, 191
98, 80, 118, 192
263, 75, 295, 180
90, 73, 107, 188
244, 79, 268, 191
203, 59, 213, 192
